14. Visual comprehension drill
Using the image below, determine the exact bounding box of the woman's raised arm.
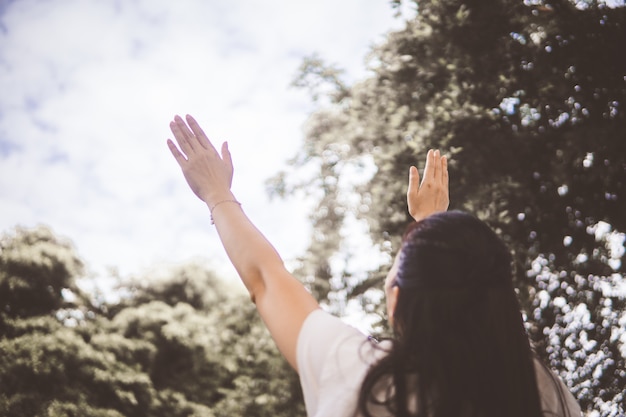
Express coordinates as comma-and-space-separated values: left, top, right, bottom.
167, 114, 319, 370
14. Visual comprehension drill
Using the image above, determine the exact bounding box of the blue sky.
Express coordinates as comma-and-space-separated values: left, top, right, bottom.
0, 0, 413, 290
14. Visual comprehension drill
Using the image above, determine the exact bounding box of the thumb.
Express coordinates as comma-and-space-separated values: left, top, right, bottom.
408, 165, 419, 195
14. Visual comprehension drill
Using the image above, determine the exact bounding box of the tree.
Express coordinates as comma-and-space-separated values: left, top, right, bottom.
0, 229, 305, 416
271, 0, 626, 414
107, 263, 306, 415
108, 288, 305, 416
106, 262, 232, 317
0, 315, 161, 417
0, 226, 87, 318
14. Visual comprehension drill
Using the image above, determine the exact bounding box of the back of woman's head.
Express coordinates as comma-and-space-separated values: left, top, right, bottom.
359, 211, 543, 417
395, 210, 513, 293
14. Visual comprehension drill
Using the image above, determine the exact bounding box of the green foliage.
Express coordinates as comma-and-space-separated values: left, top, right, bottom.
272, 0, 626, 414
0, 226, 86, 318
208, 300, 305, 417
0, 227, 304, 416
0, 316, 156, 417
109, 262, 231, 315
103, 292, 304, 416
292, 53, 349, 103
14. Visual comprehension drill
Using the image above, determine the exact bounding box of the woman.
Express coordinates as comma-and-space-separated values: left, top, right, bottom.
166, 114, 581, 417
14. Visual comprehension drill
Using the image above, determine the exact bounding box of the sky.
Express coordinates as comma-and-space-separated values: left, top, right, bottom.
0, 0, 414, 293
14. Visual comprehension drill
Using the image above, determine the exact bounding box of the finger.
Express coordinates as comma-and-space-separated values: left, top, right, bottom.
170, 120, 194, 156
221, 141, 234, 187
421, 149, 434, 185
167, 139, 187, 166
186, 114, 216, 152
173, 115, 197, 151
441, 155, 449, 187
407, 165, 419, 196
433, 149, 443, 184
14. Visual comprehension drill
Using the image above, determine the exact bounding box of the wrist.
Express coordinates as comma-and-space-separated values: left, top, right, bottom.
410, 208, 443, 222
411, 213, 427, 222
203, 190, 235, 207
209, 198, 242, 225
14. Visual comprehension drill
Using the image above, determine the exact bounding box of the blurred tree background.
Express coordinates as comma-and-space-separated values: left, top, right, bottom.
270, 0, 626, 415
1, 0, 625, 416
0, 226, 305, 417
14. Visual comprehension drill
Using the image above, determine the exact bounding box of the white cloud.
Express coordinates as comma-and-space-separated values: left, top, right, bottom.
0, 0, 406, 286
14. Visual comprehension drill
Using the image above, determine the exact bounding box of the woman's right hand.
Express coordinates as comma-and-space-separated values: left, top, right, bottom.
407, 149, 449, 222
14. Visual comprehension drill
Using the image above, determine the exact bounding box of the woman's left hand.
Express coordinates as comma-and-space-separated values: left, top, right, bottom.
167, 114, 319, 371
167, 114, 234, 206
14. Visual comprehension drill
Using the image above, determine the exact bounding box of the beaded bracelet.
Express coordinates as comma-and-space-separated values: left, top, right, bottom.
209, 199, 241, 224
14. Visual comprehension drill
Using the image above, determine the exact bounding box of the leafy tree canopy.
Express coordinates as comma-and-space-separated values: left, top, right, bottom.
106, 262, 234, 317
0, 227, 304, 417
271, 0, 626, 414
0, 226, 87, 318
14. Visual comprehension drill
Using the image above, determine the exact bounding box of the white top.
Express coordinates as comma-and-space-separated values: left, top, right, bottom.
297, 309, 582, 417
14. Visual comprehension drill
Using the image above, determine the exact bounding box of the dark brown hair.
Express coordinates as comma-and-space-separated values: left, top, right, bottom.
358, 211, 543, 417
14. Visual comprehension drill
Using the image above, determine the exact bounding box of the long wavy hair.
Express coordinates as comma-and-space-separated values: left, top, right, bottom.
358, 211, 543, 417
